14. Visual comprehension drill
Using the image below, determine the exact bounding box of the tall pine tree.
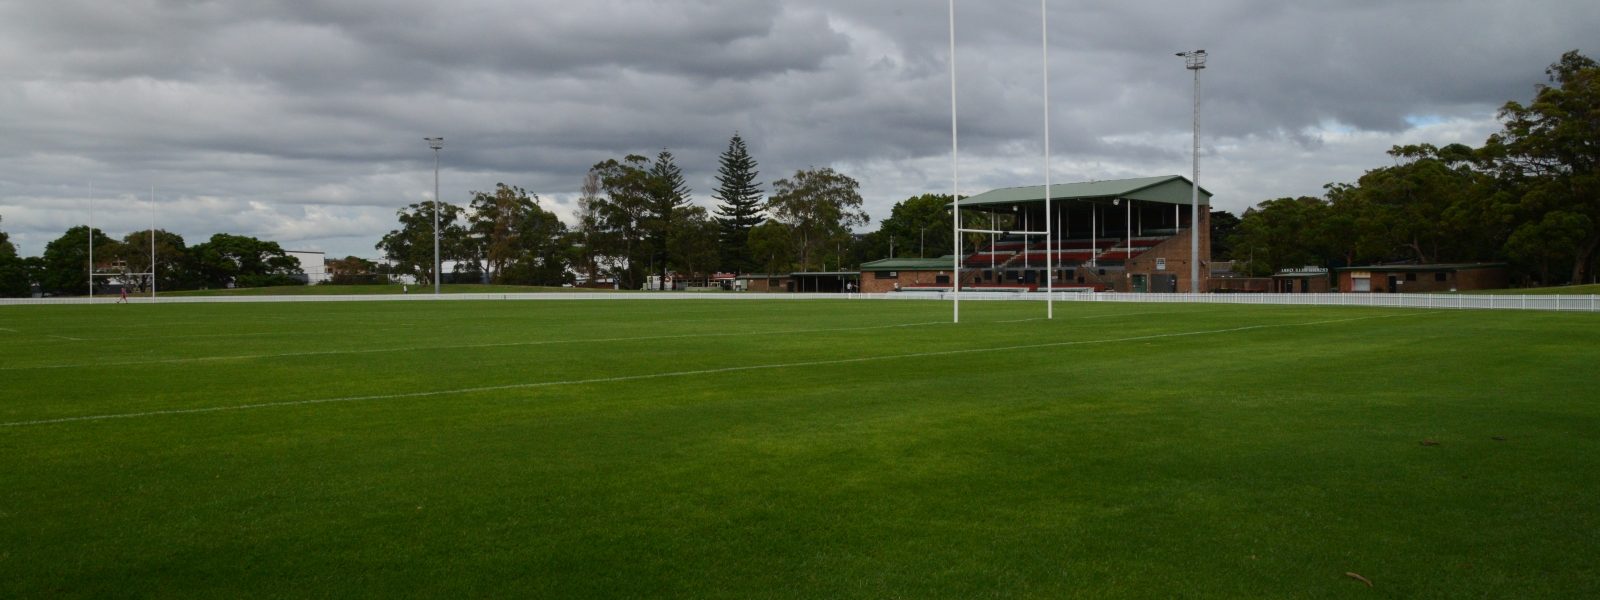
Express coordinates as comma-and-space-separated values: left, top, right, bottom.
648, 149, 691, 290
711, 133, 764, 272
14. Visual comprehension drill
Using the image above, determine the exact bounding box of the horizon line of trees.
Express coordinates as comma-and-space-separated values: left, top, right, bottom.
0, 217, 306, 297
1225, 50, 1598, 287
4, 50, 1591, 296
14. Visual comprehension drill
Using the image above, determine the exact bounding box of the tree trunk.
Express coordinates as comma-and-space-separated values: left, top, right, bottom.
1409, 238, 1430, 264
1572, 232, 1599, 285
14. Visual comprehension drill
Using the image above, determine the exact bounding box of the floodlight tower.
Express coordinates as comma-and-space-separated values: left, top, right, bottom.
424, 137, 444, 295
1176, 49, 1205, 293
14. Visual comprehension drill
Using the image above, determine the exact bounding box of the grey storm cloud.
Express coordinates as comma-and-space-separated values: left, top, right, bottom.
0, 0, 1596, 257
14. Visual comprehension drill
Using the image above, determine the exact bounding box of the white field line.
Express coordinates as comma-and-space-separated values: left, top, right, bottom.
0, 327, 18, 333
996, 309, 1209, 324
46, 335, 86, 341
28, 327, 412, 344
0, 320, 951, 371
0, 312, 1425, 428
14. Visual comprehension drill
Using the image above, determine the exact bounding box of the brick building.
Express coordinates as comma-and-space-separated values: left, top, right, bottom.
1336, 263, 1508, 293
1272, 266, 1333, 293
734, 273, 792, 293
858, 257, 973, 293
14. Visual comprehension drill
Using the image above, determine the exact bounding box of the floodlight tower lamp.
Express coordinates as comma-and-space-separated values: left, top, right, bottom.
424, 137, 444, 295
1177, 49, 1205, 293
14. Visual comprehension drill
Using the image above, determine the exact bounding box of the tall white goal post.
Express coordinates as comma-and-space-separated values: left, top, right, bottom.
950, 0, 1056, 323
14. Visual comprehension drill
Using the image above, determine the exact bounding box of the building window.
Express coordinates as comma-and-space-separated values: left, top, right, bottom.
1435, 272, 1447, 282
877, 271, 897, 280
1406, 272, 1417, 281
935, 275, 950, 285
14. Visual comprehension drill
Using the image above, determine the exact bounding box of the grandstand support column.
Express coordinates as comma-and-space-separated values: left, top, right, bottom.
1042, 0, 1052, 318
949, 0, 960, 323
1090, 204, 1097, 268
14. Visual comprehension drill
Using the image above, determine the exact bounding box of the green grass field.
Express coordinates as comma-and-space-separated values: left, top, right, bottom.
2, 299, 1597, 598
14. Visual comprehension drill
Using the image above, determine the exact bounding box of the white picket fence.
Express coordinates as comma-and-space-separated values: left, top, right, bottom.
2, 290, 1597, 312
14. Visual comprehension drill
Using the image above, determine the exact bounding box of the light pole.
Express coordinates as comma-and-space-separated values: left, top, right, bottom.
424, 137, 444, 294
921, 226, 928, 258
1177, 50, 1205, 293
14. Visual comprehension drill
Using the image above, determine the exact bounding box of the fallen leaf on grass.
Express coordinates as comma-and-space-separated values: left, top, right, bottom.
1345, 572, 1373, 587
1420, 439, 1440, 446
1491, 436, 1506, 441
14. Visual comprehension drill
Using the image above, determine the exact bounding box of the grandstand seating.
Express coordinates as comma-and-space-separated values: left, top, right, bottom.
964, 231, 1180, 271
963, 252, 1014, 267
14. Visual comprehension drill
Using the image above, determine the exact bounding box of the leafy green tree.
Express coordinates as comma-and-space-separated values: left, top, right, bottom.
1504, 210, 1591, 284
1226, 197, 1337, 275
190, 233, 303, 288
110, 229, 193, 292
767, 167, 869, 271
864, 194, 953, 260
466, 183, 568, 284
1209, 210, 1241, 260
572, 172, 611, 285
376, 201, 467, 286
711, 134, 764, 272
585, 155, 655, 290
1334, 144, 1492, 264
669, 205, 721, 279
0, 215, 29, 297
0, 214, 15, 259
1485, 50, 1600, 284
39, 225, 116, 295
747, 219, 795, 274
328, 256, 381, 285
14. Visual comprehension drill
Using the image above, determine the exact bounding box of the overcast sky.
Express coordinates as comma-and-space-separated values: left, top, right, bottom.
1, 0, 1595, 257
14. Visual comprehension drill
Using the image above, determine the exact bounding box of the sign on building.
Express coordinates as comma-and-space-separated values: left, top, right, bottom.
1155, 258, 1166, 271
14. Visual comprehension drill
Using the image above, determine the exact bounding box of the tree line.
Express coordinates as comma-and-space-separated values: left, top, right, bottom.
378, 134, 877, 290
5, 51, 1589, 296
1225, 51, 1599, 286
0, 219, 306, 297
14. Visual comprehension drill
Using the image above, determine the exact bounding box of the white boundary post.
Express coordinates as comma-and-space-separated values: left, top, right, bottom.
1042, 0, 1053, 320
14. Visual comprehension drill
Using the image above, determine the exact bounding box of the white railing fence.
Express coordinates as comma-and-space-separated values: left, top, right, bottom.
1, 291, 1597, 312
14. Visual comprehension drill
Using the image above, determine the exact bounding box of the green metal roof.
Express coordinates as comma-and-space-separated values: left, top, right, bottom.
952, 175, 1213, 209
859, 257, 955, 271
790, 271, 860, 277
1335, 263, 1507, 273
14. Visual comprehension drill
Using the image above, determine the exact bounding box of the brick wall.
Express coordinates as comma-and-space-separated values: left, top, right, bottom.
1124, 210, 1210, 293
861, 269, 978, 293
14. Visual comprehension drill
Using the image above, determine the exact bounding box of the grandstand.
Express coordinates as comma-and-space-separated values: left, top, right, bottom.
861, 175, 1212, 293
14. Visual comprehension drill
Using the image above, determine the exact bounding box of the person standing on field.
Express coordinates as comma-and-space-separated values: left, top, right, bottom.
117, 287, 128, 304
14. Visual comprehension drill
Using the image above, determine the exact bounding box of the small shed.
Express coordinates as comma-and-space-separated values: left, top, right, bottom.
734, 273, 792, 293
790, 271, 860, 293
1336, 263, 1508, 293
1272, 266, 1332, 293
858, 257, 963, 293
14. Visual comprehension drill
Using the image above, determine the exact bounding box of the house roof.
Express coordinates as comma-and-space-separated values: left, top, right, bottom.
859, 257, 956, 271
1335, 263, 1507, 273
953, 175, 1213, 209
